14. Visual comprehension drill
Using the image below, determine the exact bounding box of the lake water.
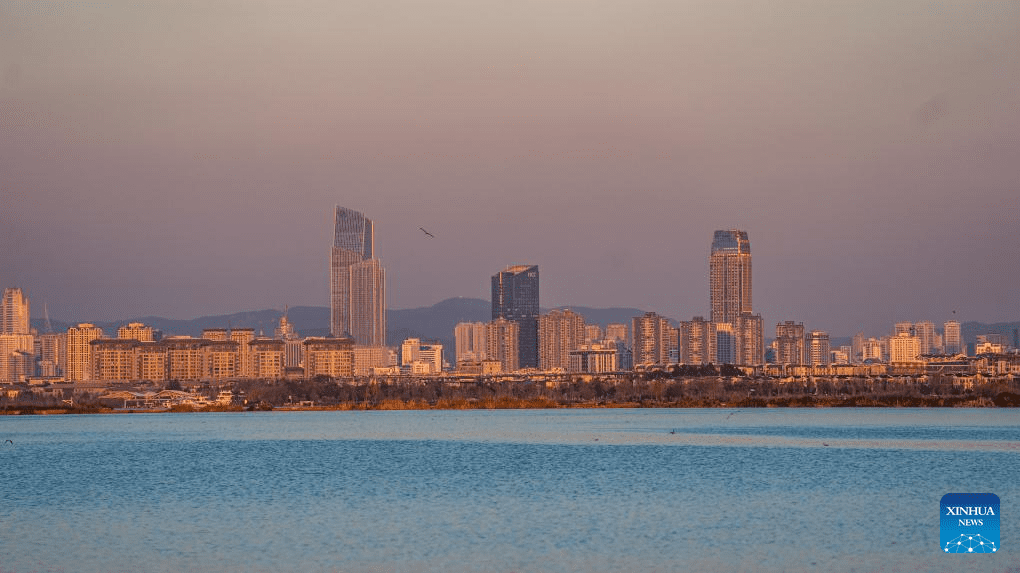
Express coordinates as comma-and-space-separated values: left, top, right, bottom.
1, 408, 1018, 573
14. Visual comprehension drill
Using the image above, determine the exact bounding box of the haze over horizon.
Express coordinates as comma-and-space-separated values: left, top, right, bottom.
2, 1, 1018, 337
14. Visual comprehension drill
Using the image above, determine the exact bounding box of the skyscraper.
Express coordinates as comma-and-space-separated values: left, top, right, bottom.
1, 288, 30, 335
708, 230, 761, 366
944, 320, 962, 355
914, 320, 936, 354
486, 318, 520, 373
67, 323, 103, 381
538, 309, 585, 371
492, 265, 539, 369
330, 206, 386, 346
709, 230, 752, 325
454, 321, 488, 364
775, 321, 806, 365
632, 311, 671, 366
807, 331, 831, 366
735, 312, 764, 365
679, 316, 715, 365
889, 332, 921, 362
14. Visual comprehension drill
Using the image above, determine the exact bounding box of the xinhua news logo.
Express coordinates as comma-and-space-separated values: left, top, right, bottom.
941, 493, 1000, 554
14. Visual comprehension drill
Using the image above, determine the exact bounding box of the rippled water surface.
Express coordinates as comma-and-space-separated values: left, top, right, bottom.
1, 409, 1018, 572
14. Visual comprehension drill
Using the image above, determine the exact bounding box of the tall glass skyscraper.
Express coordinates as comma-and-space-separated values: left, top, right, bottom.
330, 206, 386, 346
492, 265, 539, 369
1, 288, 30, 335
709, 230, 752, 325
708, 230, 763, 365
943, 320, 962, 355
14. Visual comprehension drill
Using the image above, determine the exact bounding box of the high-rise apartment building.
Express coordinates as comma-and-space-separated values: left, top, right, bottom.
861, 337, 885, 362
492, 265, 539, 369
486, 318, 520, 373
944, 320, 962, 355
230, 328, 255, 378
914, 321, 936, 355
0, 289, 33, 382
1, 288, 30, 335
538, 309, 585, 371
38, 332, 66, 377
330, 206, 386, 346
889, 333, 921, 363
735, 313, 764, 366
851, 333, 865, 363
0, 333, 35, 382
709, 230, 752, 325
775, 321, 805, 365
454, 322, 487, 364
679, 316, 715, 365
632, 312, 671, 366
67, 323, 103, 381
807, 331, 831, 366
605, 323, 628, 344
400, 338, 422, 366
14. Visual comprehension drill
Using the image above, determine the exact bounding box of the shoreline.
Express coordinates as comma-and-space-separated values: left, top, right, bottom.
3, 393, 1017, 415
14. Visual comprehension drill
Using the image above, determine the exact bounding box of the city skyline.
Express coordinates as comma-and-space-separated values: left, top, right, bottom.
2, 2, 1018, 336
4, 272, 1015, 383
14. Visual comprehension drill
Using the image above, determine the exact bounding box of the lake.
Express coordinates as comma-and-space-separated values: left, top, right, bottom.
1, 408, 1017, 572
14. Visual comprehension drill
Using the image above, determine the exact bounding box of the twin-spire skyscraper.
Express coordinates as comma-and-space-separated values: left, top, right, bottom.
330, 206, 386, 346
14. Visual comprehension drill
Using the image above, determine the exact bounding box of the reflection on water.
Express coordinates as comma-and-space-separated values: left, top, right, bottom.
1, 409, 1017, 573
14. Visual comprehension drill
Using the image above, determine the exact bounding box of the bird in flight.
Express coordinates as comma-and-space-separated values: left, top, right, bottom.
419, 227, 435, 238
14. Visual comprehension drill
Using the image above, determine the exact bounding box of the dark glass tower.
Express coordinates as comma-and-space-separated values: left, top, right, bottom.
333, 207, 373, 259
491, 265, 539, 369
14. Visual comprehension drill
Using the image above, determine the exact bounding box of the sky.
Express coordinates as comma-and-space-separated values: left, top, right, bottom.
1, 0, 1018, 337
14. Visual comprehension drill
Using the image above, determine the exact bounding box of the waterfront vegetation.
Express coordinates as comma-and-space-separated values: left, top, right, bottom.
2, 372, 1018, 414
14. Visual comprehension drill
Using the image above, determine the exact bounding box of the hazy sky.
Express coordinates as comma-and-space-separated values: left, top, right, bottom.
2, 0, 1018, 337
